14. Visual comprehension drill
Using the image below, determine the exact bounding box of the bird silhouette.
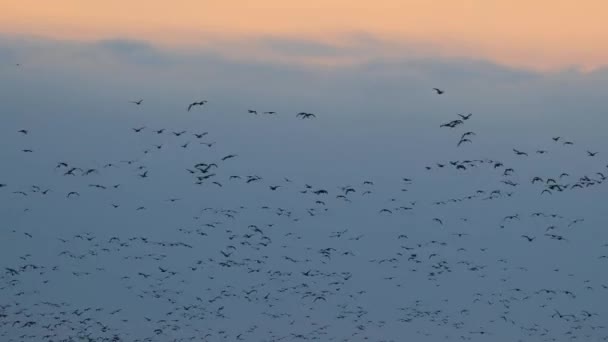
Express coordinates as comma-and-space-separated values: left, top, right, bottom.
521, 235, 536, 242
513, 149, 528, 156
296, 112, 316, 119
587, 151, 599, 157
222, 154, 237, 161
187, 100, 207, 111
66, 191, 80, 198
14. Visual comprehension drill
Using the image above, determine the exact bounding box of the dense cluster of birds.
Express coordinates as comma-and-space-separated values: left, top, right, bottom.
1, 83, 607, 342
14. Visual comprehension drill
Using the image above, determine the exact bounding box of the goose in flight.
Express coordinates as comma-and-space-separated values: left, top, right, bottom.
18, 129, 28, 135
64, 167, 82, 176
521, 235, 536, 242
188, 100, 207, 111
457, 138, 472, 147
83, 168, 98, 176
440, 120, 463, 128
130, 99, 143, 105
552, 310, 575, 320
248, 110, 258, 115
531, 177, 543, 184
296, 112, 316, 119
432, 88, 444, 95
513, 149, 528, 156
458, 113, 472, 120
587, 151, 599, 157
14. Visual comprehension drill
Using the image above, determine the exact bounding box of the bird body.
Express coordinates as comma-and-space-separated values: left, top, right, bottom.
188, 100, 207, 111
296, 112, 316, 119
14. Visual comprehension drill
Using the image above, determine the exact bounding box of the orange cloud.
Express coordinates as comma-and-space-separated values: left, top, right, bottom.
2, 0, 607, 70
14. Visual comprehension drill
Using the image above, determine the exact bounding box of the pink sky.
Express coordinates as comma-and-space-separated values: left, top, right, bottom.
2, 0, 607, 70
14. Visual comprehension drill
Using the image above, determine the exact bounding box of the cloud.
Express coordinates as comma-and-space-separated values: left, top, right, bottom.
93, 39, 172, 65
1, 33, 605, 119
2, 33, 605, 81
253, 36, 344, 58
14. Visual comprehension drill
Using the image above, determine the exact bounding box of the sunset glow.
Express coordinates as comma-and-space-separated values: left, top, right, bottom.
2, 1, 607, 70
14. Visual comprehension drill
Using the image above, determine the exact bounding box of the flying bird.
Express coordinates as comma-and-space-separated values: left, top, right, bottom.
587, 151, 599, 157
513, 149, 528, 156
188, 100, 207, 111
440, 120, 463, 128
296, 112, 316, 119
521, 235, 536, 242
457, 138, 472, 147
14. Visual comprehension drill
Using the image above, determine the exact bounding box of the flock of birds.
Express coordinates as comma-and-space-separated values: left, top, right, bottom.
2, 82, 608, 342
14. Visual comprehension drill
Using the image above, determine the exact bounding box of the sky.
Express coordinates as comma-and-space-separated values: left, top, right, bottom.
2, 1, 608, 70
1, 3, 608, 342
